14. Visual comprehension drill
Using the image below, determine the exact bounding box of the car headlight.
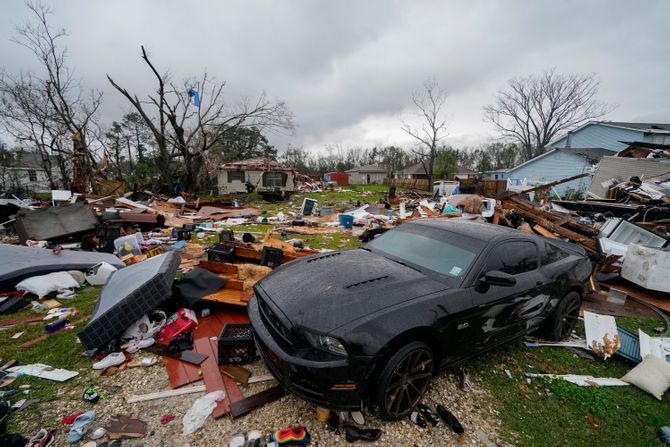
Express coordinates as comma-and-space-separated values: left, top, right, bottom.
303, 330, 348, 356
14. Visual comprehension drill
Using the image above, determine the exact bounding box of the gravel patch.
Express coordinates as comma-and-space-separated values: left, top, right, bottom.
16, 356, 510, 446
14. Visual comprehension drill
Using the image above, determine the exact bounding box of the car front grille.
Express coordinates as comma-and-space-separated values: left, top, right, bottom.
258, 296, 294, 347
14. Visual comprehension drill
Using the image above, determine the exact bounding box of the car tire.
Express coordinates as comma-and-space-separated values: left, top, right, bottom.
373, 341, 434, 420
541, 291, 582, 341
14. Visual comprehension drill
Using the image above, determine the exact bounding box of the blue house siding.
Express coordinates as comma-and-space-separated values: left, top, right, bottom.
507, 150, 592, 197
550, 123, 651, 152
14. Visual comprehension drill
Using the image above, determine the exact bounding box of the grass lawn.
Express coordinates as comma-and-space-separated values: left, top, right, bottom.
468, 315, 669, 447
0, 286, 103, 430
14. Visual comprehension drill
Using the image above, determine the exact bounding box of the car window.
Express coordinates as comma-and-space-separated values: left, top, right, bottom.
541, 241, 568, 265
366, 226, 480, 278
486, 241, 538, 275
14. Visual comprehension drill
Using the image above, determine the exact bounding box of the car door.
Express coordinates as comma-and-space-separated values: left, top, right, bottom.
467, 239, 545, 350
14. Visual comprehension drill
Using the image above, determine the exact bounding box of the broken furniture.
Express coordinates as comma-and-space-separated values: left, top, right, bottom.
77, 252, 180, 350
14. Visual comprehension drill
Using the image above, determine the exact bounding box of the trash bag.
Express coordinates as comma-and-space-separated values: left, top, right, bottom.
121, 310, 166, 342
182, 390, 225, 435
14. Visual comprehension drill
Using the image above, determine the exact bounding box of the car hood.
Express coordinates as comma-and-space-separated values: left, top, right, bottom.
255, 248, 448, 333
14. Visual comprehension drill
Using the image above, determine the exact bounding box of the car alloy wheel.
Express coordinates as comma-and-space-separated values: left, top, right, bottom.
558, 292, 581, 339
379, 342, 433, 419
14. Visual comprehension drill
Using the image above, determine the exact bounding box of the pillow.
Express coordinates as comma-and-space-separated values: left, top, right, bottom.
621, 354, 670, 400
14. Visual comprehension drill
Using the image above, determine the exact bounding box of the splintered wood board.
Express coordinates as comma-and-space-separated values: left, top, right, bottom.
163, 307, 248, 418
202, 289, 252, 307
229, 385, 286, 418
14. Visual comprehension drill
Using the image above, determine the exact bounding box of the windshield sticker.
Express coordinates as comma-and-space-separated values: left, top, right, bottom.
449, 266, 462, 276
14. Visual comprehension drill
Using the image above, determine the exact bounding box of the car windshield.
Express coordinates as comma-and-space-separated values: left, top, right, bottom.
366, 224, 482, 279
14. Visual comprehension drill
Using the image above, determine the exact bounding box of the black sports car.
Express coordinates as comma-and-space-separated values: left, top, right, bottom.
249, 219, 591, 419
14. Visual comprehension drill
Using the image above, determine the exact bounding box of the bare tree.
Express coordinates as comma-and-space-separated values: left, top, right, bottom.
484, 69, 613, 160
0, 70, 69, 188
1, 2, 103, 192
401, 80, 448, 191
107, 46, 294, 192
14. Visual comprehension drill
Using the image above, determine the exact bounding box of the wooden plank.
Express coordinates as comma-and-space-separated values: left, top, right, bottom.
501, 201, 598, 252
192, 308, 248, 418
532, 225, 559, 239
201, 289, 250, 307
508, 197, 599, 236
225, 280, 245, 291
229, 385, 286, 418
126, 385, 206, 404
199, 261, 239, 274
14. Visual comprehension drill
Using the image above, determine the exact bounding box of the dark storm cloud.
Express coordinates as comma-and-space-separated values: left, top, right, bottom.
1, 0, 669, 151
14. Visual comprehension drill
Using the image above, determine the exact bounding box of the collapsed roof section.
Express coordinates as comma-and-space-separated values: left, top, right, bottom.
219, 158, 295, 172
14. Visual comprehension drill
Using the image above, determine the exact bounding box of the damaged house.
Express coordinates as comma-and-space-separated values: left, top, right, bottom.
506, 147, 615, 198
217, 158, 295, 196
0, 150, 61, 193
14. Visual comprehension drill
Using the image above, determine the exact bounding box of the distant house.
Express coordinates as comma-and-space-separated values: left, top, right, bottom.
324, 171, 349, 185
218, 158, 295, 195
550, 121, 670, 153
395, 161, 477, 180
453, 165, 477, 180
506, 148, 615, 198
394, 162, 430, 180
0, 150, 60, 193
346, 164, 386, 185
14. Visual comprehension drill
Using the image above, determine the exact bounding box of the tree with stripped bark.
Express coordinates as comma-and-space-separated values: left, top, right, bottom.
107, 47, 294, 192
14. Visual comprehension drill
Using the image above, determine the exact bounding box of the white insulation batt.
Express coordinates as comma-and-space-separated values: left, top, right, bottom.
621, 244, 670, 293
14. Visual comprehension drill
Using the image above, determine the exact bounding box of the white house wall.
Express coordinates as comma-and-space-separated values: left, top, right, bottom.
348, 172, 386, 184
217, 169, 294, 194
1, 167, 59, 193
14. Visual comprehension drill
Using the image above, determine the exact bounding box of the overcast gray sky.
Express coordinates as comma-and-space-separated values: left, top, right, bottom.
2, 0, 669, 153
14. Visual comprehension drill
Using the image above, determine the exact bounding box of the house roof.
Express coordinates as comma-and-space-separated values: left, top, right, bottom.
617, 141, 670, 159
220, 157, 294, 172
454, 165, 476, 174
507, 148, 608, 173
6, 150, 57, 169
346, 164, 386, 173
604, 122, 670, 131
619, 140, 670, 150
398, 162, 430, 175
560, 147, 617, 163
549, 121, 670, 147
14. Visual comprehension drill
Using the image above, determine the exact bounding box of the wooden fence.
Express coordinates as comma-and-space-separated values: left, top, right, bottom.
384, 178, 429, 191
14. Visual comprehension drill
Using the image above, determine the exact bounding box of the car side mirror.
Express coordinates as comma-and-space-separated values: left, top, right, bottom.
481, 270, 516, 287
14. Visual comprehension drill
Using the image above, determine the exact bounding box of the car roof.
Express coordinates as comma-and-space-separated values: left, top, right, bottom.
407, 218, 531, 243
